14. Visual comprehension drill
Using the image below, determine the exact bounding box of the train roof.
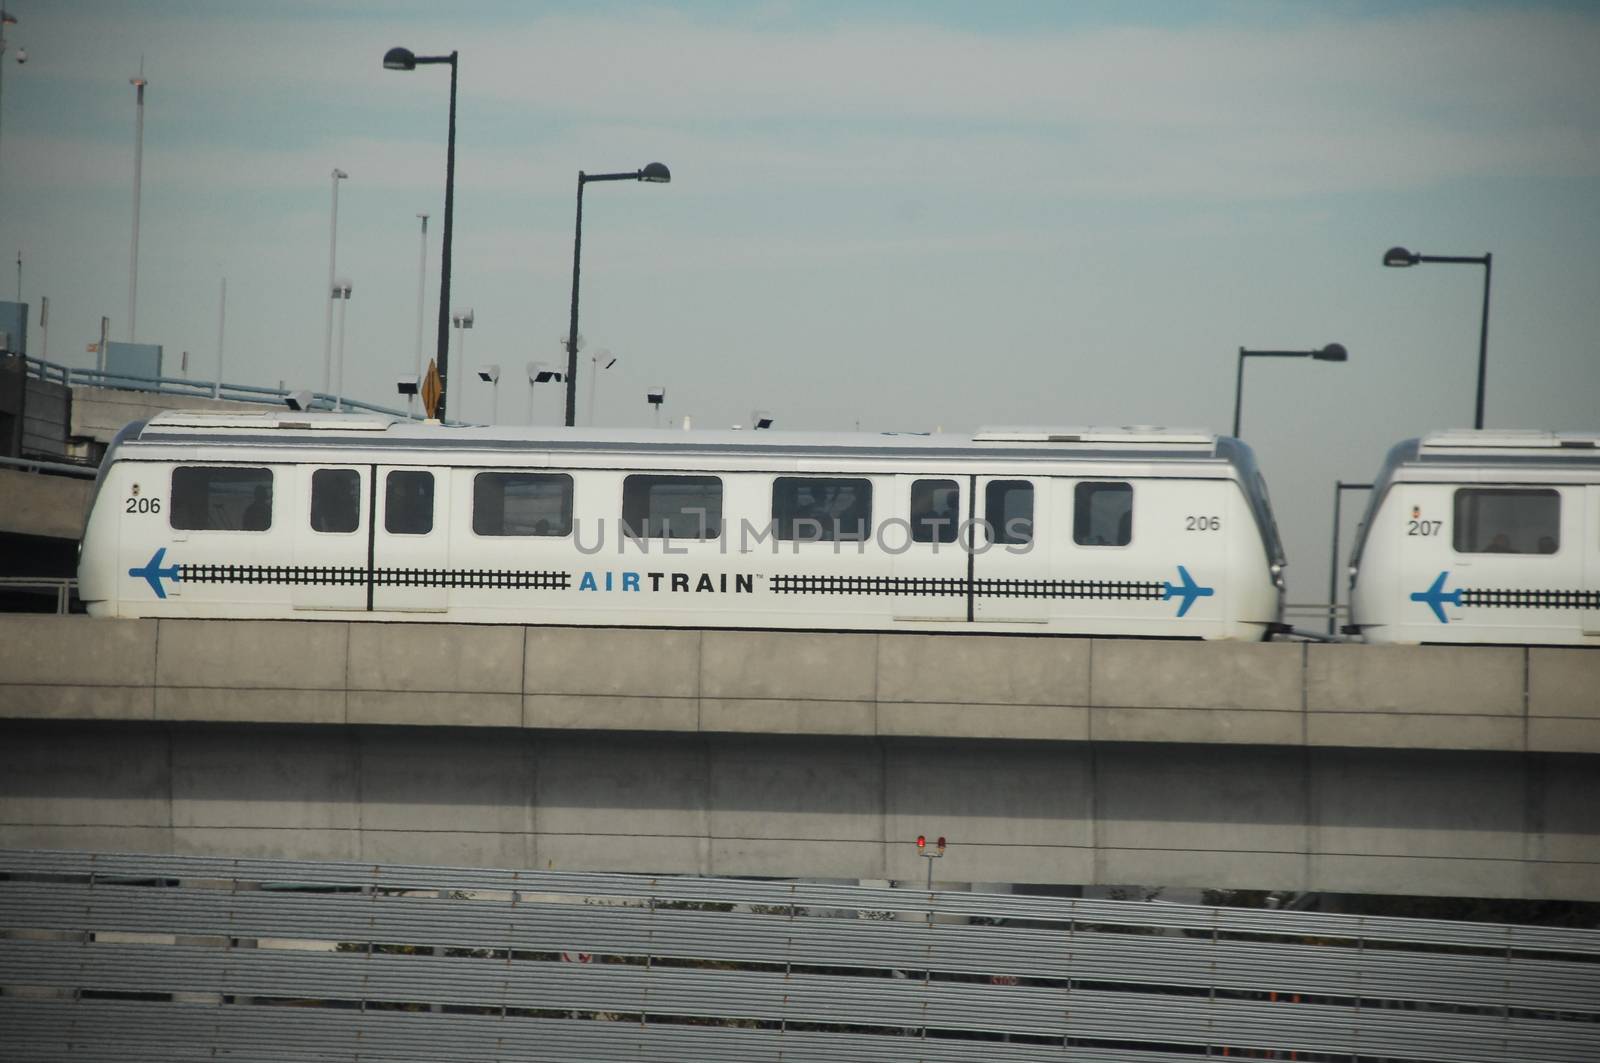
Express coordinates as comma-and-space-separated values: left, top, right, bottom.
1389, 429, 1600, 469
131, 411, 1234, 461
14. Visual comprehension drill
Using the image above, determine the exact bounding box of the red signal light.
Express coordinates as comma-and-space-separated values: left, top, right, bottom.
916, 835, 926, 850
936, 836, 946, 852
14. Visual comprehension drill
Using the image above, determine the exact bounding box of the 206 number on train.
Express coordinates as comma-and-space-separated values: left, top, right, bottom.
1185, 515, 1220, 531
126, 496, 161, 514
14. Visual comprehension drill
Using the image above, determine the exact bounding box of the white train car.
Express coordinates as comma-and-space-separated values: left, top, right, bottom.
78, 412, 1286, 640
1347, 430, 1600, 645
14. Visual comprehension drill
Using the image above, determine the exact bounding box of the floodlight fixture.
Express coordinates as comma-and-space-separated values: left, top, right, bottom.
529, 362, 564, 384
477, 364, 500, 384
751, 410, 774, 430
284, 389, 315, 411
396, 377, 420, 397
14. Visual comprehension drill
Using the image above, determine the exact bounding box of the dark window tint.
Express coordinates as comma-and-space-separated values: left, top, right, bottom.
911, 478, 961, 544
474, 472, 574, 536
986, 480, 1034, 545
385, 470, 434, 535
1453, 488, 1559, 555
773, 477, 872, 541
1074, 482, 1132, 546
622, 475, 722, 540
171, 466, 273, 531
310, 468, 361, 534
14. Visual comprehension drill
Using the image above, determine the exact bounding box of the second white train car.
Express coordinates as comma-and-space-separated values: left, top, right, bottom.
79, 412, 1286, 639
1347, 430, 1600, 645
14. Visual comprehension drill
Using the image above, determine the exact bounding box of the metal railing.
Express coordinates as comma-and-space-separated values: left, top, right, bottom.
23, 355, 425, 422
0, 577, 77, 614
0, 453, 97, 478
2, 849, 1596, 1062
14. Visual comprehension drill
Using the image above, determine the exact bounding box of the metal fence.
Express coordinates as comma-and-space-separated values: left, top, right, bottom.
1, 849, 1597, 1062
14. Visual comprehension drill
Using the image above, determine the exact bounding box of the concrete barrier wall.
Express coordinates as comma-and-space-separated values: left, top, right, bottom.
0, 468, 93, 540
1, 721, 1594, 901
2, 616, 1596, 754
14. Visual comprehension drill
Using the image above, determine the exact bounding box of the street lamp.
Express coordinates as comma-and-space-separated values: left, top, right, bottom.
1232, 343, 1348, 438
383, 45, 459, 420
1382, 246, 1493, 429
323, 168, 349, 397
331, 279, 352, 412
586, 349, 616, 427
646, 386, 666, 428
477, 363, 500, 424
565, 162, 671, 427
452, 307, 474, 415
526, 361, 564, 425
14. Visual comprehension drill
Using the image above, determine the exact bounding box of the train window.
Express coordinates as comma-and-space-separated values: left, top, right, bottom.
985, 480, 1033, 545
171, 466, 273, 531
911, 479, 961, 544
1452, 488, 1559, 555
1074, 482, 1132, 546
385, 470, 434, 535
310, 469, 361, 534
772, 477, 871, 541
622, 474, 723, 540
473, 472, 574, 537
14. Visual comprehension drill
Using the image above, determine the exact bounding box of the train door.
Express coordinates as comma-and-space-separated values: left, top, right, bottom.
372, 465, 452, 612
888, 474, 969, 623
290, 465, 369, 611
972, 476, 1051, 624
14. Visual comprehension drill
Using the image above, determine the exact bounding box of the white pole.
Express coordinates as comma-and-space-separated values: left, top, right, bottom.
587, 352, 597, 428
213, 277, 226, 399
334, 284, 350, 412
455, 324, 466, 418
128, 67, 147, 342
490, 380, 499, 426
412, 213, 428, 416
323, 168, 347, 397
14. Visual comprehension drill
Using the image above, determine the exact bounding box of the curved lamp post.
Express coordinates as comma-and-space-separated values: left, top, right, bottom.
384, 45, 458, 420
565, 162, 670, 427
1232, 343, 1348, 438
1383, 246, 1492, 429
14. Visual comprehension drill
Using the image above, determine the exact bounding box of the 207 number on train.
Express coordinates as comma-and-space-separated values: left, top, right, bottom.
1185, 515, 1220, 531
1407, 519, 1442, 536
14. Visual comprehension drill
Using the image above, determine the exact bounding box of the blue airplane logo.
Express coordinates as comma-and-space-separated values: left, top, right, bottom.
128, 547, 181, 599
1409, 570, 1461, 624
1163, 565, 1215, 618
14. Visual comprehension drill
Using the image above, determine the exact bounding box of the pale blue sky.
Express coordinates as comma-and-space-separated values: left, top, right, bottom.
2, 1, 1598, 603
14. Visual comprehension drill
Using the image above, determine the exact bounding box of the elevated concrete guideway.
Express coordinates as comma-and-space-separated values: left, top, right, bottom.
1, 617, 1597, 901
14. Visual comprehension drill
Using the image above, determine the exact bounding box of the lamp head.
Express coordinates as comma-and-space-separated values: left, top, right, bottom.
452, 308, 475, 328
646, 387, 666, 406
333, 168, 348, 181
284, 390, 315, 412
1313, 343, 1349, 363
382, 47, 417, 71
477, 365, 500, 385
529, 362, 564, 384
751, 410, 774, 430
639, 162, 671, 184
396, 378, 419, 397
1383, 246, 1419, 268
